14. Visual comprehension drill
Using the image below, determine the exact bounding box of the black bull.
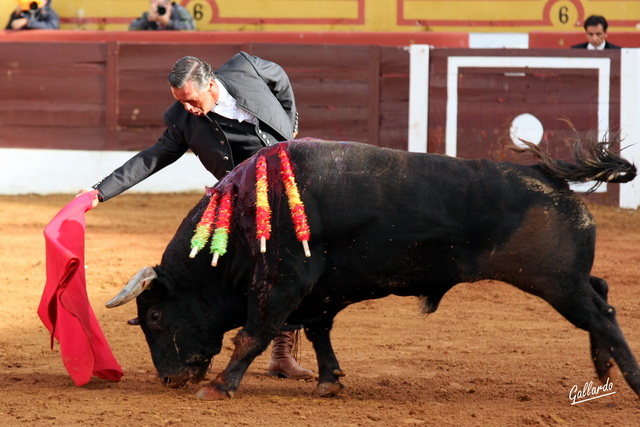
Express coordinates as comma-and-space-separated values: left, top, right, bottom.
106, 139, 639, 400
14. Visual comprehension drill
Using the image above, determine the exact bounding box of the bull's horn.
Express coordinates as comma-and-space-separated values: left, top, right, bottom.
105, 266, 157, 308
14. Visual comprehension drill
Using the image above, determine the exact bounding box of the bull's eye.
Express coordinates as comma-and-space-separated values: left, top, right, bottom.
147, 310, 163, 330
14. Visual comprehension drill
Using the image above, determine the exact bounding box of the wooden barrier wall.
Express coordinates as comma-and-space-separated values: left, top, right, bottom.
0, 31, 417, 152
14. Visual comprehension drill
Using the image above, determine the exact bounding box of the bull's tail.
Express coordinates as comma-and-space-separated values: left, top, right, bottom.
513, 130, 637, 193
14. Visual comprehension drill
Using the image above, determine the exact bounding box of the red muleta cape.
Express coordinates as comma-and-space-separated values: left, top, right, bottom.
38, 191, 123, 386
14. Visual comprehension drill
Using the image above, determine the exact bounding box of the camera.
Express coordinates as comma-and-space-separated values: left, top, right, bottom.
19, 3, 39, 19
156, 5, 167, 16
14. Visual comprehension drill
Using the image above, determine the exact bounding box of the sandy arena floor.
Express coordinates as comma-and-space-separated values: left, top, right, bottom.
1, 193, 639, 426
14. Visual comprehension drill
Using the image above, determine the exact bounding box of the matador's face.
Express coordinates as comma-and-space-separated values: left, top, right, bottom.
171, 79, 220, 117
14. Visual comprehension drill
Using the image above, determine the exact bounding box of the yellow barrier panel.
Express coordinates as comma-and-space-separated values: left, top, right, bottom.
0, 0, 638, 32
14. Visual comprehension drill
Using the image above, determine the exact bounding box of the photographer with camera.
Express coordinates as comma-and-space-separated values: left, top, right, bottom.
129, 0, 195, 31
5, 0, 59, 30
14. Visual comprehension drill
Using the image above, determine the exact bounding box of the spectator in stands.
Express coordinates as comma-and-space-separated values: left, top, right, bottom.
571, 15, 621, 50
5, 0, 59, 30
129, 0, 195, 31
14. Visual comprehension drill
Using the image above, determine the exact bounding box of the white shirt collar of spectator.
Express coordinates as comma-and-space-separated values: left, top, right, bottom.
587, 42, 606, 50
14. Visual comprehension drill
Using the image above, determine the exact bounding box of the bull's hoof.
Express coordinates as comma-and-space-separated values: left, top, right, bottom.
333, 369, 346, 377
312, 381, 345, 397
195, 385, 234, 400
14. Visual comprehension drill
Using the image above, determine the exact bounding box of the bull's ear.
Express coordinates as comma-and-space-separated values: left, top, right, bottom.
105, 266, 157, 308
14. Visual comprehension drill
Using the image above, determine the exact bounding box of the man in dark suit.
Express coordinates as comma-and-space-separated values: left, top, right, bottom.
84, 53, 313, 380
92, 52, 298, 201
571, 15, 621, 50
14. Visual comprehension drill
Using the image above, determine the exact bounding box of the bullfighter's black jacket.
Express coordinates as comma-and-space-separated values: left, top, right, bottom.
93, 51, 298, 202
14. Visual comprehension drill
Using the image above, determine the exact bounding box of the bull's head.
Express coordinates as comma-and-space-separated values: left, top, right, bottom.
106, 266, 223, 388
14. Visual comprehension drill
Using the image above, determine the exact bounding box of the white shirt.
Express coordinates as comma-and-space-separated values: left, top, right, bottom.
211, 79, 258, 125
587, 42, 606, 51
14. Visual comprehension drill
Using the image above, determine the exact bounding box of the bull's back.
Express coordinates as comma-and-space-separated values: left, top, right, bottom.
284, 141, 595, 289
211, 140, 594, 302
287, 140, 576, 236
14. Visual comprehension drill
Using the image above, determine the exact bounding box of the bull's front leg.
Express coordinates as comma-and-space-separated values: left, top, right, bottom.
195, 328, 273, 400
305, 319, 346, 397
